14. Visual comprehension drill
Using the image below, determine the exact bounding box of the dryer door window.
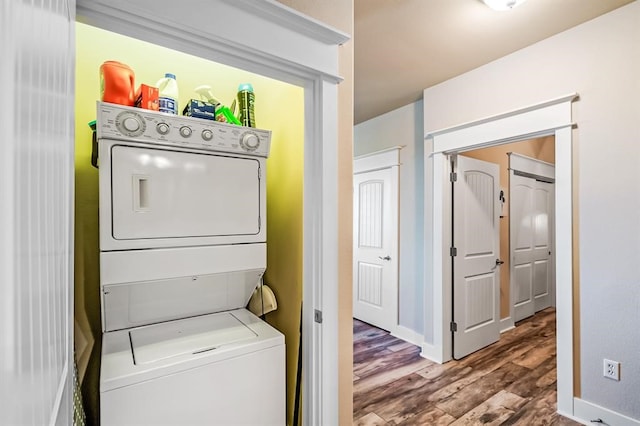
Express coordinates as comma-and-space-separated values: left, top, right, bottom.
110, 145, 261, 240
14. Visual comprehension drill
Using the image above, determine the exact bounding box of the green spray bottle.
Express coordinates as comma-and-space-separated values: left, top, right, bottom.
194, 85, 241, 125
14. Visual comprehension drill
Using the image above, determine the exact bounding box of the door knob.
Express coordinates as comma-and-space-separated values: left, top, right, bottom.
379, 255, 391, 261
495, 259, 505, 265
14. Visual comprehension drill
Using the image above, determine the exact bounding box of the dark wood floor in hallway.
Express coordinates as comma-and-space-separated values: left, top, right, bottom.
353, 309, 581, 425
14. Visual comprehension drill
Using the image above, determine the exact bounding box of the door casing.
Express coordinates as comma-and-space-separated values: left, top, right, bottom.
423, 94, 577, 417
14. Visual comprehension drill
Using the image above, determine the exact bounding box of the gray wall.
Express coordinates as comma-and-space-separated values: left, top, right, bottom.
423, 2, 640, 420
354, 101, 425, 334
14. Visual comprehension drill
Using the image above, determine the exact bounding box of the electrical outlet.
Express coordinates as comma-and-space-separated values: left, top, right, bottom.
603, 359, 620, 381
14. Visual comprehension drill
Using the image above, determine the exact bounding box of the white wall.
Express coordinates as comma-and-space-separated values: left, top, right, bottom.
354, 101, 424, 334
423, 2, 640, 420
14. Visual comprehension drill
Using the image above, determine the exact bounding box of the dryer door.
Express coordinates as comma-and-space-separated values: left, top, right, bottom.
103, 143, 265, 249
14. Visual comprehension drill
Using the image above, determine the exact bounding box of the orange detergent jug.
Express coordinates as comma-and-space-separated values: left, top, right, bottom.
100, 61, 135, 106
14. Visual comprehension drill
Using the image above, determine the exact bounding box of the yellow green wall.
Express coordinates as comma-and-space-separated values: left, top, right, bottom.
463, 136, 555, 319
75, 22, 304, 425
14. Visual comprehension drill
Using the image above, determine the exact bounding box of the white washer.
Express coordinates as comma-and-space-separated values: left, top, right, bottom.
96, 102, 285, 425
101, 310, 284, 425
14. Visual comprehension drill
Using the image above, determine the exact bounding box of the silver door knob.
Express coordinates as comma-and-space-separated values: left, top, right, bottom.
379, 255, 391, 261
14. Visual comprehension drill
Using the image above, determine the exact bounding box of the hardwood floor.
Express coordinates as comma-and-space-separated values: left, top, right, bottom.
353, 309, 581, 425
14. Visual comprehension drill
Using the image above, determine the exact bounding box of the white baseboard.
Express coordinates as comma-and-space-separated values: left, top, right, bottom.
574, 397, 640, 426
420, 342, 444, 364
390, 325, 423, 347
500, 316, 515, 333
557, 409, 587, 425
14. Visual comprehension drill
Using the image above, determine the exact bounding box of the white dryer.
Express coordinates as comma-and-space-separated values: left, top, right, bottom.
96, 102, 285, 426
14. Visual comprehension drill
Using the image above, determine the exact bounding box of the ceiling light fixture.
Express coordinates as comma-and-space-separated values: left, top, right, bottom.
482, 0, 527, 11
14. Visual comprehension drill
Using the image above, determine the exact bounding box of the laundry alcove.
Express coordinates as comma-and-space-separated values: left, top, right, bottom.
75, 1, 349, 424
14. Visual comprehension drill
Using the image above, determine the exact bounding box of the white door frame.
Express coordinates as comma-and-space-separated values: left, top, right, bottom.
76, 1, 349, 424
353, 147, 401, 334
422, 93, 577, 417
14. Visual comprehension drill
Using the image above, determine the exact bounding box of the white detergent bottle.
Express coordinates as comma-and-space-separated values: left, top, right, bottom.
156, 73, 179, 114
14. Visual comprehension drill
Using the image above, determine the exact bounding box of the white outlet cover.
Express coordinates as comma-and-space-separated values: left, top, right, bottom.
603, 359, 620, 381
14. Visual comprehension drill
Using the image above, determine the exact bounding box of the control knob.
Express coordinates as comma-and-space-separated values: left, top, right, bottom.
240, 132, 260, 151
156, 122, 170, 135
115, 111, 146, 137
123, 117, 140, 132
180, 126, 192, 138
201, 129, 213, 141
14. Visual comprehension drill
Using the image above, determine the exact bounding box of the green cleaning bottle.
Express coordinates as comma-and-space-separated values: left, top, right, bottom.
237, 83, 255, 128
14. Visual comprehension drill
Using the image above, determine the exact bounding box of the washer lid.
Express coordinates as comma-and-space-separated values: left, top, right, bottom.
101, 266, 265, 332
130, 312, 257, 365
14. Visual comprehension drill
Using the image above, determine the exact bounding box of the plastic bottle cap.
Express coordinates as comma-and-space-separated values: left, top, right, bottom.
238, 83, 253, 92
165, 73, 176, 80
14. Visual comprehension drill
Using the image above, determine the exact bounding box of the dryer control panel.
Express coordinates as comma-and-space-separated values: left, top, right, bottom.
96, 102, 271, 158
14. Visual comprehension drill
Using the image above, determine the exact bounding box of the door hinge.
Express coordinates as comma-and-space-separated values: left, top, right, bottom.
450, 172, 457, 182
314, 309, 323, 324
450, 247, 457, 257
450, 322, 458, 332
258, 166, 262, 179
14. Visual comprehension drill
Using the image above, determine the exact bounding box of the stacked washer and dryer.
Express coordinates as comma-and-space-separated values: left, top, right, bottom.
96, 102, 285, 425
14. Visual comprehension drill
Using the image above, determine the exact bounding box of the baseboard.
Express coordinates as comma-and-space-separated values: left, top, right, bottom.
574, 397, 640, 426
390, 325, 423, 347
557, 410, 588, 425
420, 342, 444, 364
500, 316, 515, 333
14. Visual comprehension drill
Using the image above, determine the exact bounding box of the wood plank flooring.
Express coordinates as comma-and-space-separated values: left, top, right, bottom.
353, 309, 581, 425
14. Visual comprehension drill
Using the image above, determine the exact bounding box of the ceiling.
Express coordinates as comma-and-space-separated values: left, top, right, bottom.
354, 0, 635, 124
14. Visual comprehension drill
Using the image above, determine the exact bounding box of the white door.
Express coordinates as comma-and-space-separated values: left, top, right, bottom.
453, 155, 501, 359
510, 172, 554, 322
353, 167, 398, 331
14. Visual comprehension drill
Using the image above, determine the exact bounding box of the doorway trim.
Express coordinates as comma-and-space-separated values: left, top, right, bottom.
422, 93, 577, 417
76, 1, 349, 424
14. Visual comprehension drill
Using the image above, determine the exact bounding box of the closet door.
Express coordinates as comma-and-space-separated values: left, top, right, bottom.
511, 172, 554, 322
